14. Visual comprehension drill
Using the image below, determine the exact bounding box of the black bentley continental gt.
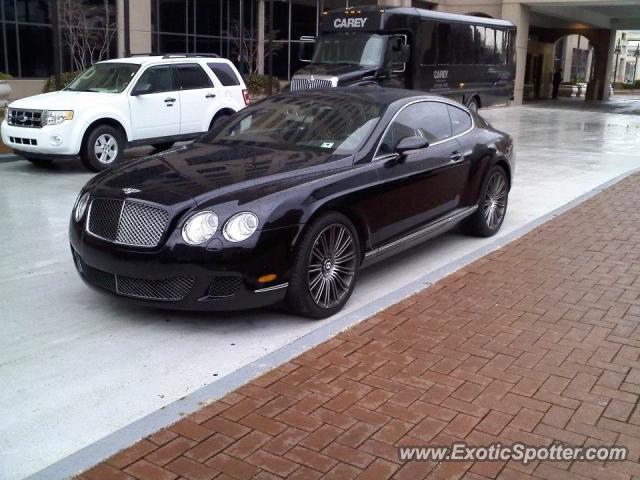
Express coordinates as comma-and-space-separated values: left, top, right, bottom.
70, 87, 514, 318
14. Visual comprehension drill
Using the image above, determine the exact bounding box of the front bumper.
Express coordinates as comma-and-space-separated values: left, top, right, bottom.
69, 217, 300, 312
1, 119, 80, 156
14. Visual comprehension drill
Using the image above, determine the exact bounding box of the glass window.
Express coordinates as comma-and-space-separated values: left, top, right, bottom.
16, 0, 49, 23
436, 23, 452, 65
421, 21, 437, 65
206, 95, 384, 154
66, 62, 139, 93
452, 23, 474, 65
312, 32, 386, 68
158, 0, 187, 33
195, 0, 221, 36
174, 63, 212, 89
291, 1, 316, 39
207, 62, 240, 86
134, 65, 175, 94
379, 102, 452, 155
18, 25, 53, 77
447, 105, 472, 136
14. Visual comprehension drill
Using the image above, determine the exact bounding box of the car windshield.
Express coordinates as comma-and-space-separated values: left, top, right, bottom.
205, 95, 383, 154
66, 63, 140, 93
312, 32, 387, 67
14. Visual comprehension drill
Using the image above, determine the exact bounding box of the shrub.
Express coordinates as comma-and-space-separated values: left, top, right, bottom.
0, 72, 12, 80
42, 72, 80, 93
245, 73, 280, 96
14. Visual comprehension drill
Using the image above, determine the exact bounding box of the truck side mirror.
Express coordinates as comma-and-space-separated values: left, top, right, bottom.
298, 36, 315, 63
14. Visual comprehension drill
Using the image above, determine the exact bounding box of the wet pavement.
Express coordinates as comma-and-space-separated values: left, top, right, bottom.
2, 100, 640, 479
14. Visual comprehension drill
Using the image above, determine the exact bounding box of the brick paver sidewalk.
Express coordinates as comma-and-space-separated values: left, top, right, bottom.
79, 175, 640, 480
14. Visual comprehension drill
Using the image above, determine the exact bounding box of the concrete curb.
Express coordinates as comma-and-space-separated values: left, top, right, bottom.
25, 165, 640, 480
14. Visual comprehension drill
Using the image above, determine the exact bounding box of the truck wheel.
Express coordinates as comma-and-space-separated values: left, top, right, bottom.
24, 156, 53, 168
285, 212, 360, 319
152, 142, 174, 152
81, 125, 124, 172
467, 97, 480, 113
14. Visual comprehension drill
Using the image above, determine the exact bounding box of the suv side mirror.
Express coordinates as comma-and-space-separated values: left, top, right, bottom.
396, 135, 428, 154
131, 83, 153, 96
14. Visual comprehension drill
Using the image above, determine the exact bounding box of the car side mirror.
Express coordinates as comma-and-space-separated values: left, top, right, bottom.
131, 83, 153, 96
396, 135, 428, 154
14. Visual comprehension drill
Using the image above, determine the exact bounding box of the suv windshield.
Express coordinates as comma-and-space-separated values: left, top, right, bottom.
206, 95, 383, 154
312, 32, 387, 67
66, 63, 140, 93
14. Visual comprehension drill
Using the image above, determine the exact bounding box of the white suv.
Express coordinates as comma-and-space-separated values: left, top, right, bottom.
1, 54, 248, 171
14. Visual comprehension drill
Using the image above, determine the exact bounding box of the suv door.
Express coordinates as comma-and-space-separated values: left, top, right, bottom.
174, 63, 218, 135
128, 64, 180, 140
369, 101, 470, 246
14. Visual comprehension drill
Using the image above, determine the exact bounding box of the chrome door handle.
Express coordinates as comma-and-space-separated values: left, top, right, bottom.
205, 93, 216, 99
450, 151, 463, 162
164, 97, 176, 103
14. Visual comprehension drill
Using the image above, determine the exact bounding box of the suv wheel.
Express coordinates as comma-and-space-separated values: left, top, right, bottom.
152, 142, 174, 152
286, 212, 360, 319
81, 125, 124, 172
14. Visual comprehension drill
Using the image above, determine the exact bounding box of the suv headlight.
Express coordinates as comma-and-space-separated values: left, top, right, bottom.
44, 110, 74, 125
223, 212, 259, 242
182, 211, 219, 245
74, 192, 90, 222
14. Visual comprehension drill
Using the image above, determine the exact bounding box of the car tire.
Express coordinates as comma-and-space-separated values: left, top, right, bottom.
24, 156, 53, 168
152, 142, 174, 152
209, 112, 231, 131
467, 96, 480, 113
286, 212, 361, 319
461, 165, 509, 237
81, 124, 124, 172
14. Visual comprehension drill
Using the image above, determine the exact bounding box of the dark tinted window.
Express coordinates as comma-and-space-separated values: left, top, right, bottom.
420, 21, 437, 65
175, 64, 212, 89
134, 65, 175, 94
436, 23, 453, 65
379, 102, 452, 154
208, 63, 240, 86
447, 105, 472, 136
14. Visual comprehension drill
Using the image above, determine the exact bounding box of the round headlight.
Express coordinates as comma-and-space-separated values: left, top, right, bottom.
74, 192, 90, 222
182, 211, 219, 245
223, 212, 259, 242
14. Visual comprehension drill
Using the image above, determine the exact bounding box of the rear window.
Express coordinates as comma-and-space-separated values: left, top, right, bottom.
174, 64, 212, 89
447, 105, 472, 136
208, 62, 241, 86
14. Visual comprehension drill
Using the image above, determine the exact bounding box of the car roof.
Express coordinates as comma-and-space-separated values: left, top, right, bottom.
98, 56, 235, 66
276, 86, 461, 108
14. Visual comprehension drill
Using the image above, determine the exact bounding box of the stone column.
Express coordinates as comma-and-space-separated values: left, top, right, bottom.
501, 2, 530, 105
117, 0, 152, 56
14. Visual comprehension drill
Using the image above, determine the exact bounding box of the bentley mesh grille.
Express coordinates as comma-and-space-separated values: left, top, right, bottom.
208, 276, 242, 298
116, 275, 194, 301
290, 77, 334, 91
87, 199, 169, 247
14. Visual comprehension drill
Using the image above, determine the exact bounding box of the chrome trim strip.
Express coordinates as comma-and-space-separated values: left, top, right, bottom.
364, 206, 478, 258
254, 283, 289, 293
373, 99, 475, 161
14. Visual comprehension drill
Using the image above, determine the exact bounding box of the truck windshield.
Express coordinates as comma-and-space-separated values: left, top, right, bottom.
312, 32, 386, 67
66, 63, 140, 93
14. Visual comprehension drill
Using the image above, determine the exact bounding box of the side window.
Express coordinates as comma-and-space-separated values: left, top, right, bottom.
436, 23, 452, 64
174, 64, 213, 90
447, 105, 472, 136
134, 65, 175, 94
378, 102, 453, 156
421, 21, 437, 65
208, 63, 241, 86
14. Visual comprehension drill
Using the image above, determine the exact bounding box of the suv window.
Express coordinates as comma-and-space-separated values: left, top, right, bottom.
447, 105, 472, 136
174, 64, 213, 90
133, 65, 175, 94
378, 101, 452, 155
208, 62, 240, 86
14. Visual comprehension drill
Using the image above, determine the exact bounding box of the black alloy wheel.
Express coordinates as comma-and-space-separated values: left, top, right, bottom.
286, 212, 360, 319
461, 165, 509, 237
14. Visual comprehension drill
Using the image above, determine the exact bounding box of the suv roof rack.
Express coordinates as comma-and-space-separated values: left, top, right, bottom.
161, 53, 220, 59
126, 52, 160, 57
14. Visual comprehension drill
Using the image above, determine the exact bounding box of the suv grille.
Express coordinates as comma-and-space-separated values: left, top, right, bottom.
7, 109, 44, 128
87, 198, 169, 247
290, 77, 334, 91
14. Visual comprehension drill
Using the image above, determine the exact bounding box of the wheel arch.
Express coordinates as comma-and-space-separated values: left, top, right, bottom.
209, 107, 236, 130
81, 117, 128, 151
